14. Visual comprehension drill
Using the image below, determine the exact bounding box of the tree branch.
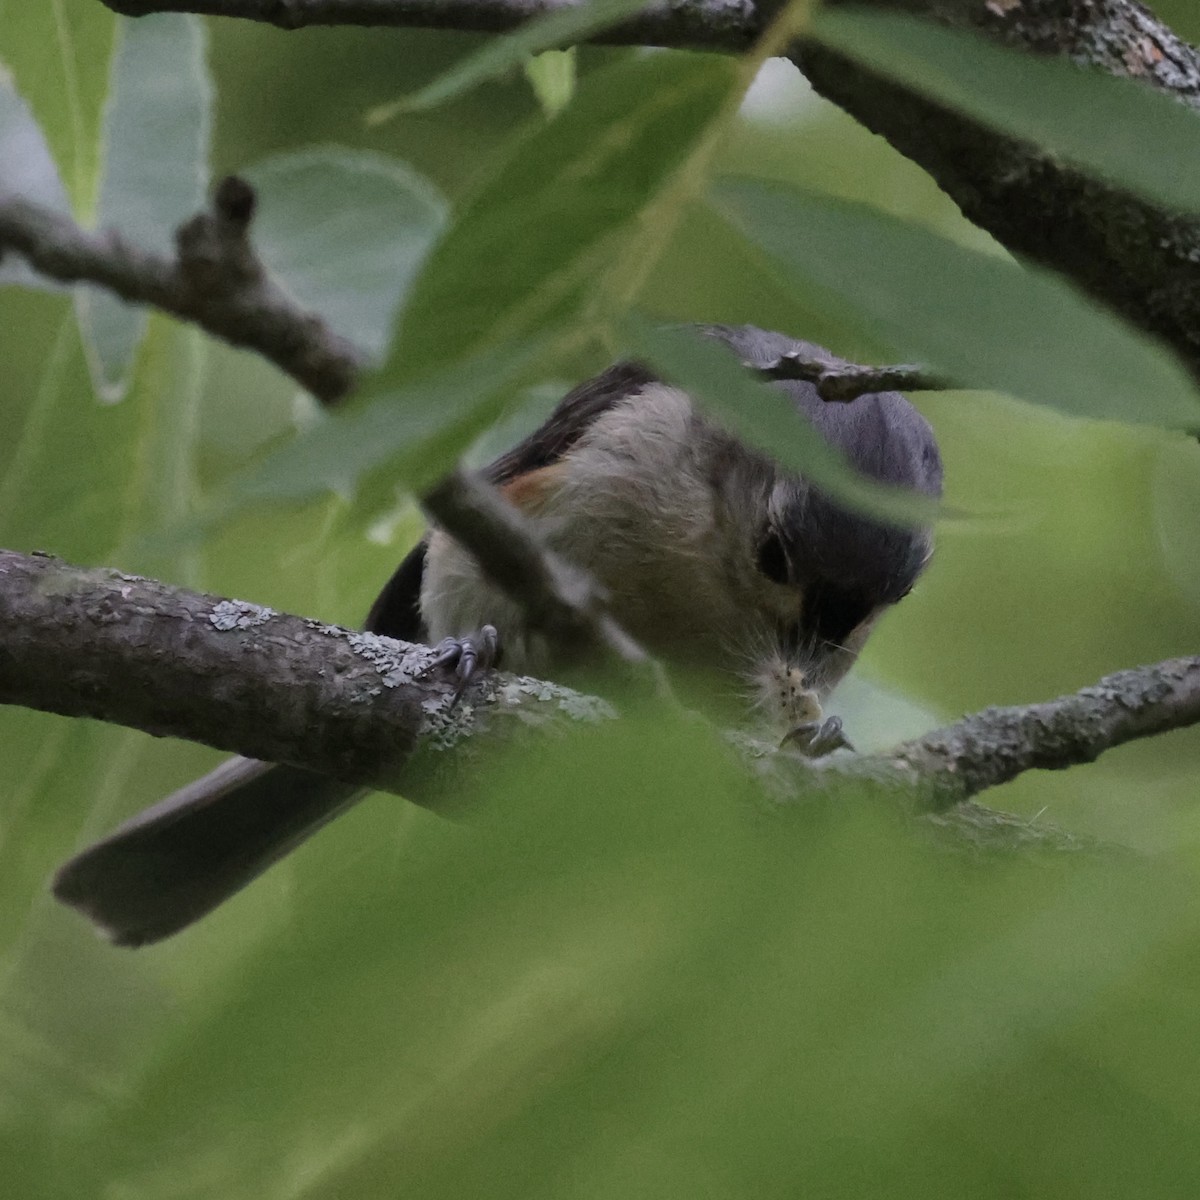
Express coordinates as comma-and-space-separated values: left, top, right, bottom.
825, 657, 1200, 811
750, 343, 952, 401
98, 0, 763, 48
1, 178, 950, 411
95, 0, 1200, 384
1, 550, 1196, 838
0, 549, 615, 806
0, 178, 363, 404
423, 469, 669, 695
795, 0, 1200, 386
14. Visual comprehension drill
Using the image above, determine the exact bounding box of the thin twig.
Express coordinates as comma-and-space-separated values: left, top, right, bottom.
422, 468, 672, 696
753, 349, 954, 401
877, 658, 1200, 810
98, 0, 764, 49
0, 180, 364, 404
804, 657, 1200, 813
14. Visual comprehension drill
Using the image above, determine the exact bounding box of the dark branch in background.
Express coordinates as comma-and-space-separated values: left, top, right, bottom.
97, 0, 1200, 385
795, 0, 1200, 387
0, 179, 363, 403
98, 0, 763, 48
1, 549, 1197, 846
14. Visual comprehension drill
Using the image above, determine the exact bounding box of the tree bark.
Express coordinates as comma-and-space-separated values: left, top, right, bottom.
2, 549, 1196, 826
0, 549, 616, 805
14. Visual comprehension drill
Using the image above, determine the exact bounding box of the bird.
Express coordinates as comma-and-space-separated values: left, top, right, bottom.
51, 324, 943, 946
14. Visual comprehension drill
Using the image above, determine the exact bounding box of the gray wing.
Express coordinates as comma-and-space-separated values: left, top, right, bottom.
482, 361, 657, 484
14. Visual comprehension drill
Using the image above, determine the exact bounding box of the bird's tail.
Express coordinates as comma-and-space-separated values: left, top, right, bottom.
51, 758, 363, 947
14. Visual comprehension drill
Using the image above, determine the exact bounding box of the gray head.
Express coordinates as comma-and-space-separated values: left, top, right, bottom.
701, 325, 943, 707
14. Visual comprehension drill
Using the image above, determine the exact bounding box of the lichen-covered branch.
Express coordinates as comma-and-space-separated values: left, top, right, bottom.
96, 0, 1200, 384
837, 657, 1200, 811
0, 178, 363, 404
2, 550, 1198, 832
0, 549, 614, 806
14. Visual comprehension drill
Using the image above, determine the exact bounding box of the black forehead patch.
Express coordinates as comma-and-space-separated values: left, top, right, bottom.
706, 325, 944, 606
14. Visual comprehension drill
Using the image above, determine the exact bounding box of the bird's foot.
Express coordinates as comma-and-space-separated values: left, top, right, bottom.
421, 624, 501, 707
780, 714, 854, 758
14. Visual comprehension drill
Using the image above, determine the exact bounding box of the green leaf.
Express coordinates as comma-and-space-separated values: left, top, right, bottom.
242, 149, 446, 362
524, 48, 577, 119
390, 52, 739, 380
0, 71, 69, 212
367, 0, 648, 121
0, 302, 207, 955
0, 71, 70, 289
1152, 435, 1200, 606
0, 309, 206, 570
75, 13, 212, 403
203, 338, 551, 528
18, 729, 1200, 1198
811, 8, 1200, 216
0, 1, 116, 217
713, 178, 1200, 428
114, 317, 207, 582
622, 318, 938, 527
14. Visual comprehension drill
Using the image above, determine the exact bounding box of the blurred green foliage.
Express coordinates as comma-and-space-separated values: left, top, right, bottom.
1, 3, 1200, 1197
813, 8, 1200, 216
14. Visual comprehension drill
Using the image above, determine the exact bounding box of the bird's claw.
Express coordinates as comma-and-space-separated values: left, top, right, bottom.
421, 624, 501, 707
780, 714, 854, 758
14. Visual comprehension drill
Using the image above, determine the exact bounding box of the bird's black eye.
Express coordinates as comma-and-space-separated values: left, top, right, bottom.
756, 530, 790, 585
805, 583, 873, 649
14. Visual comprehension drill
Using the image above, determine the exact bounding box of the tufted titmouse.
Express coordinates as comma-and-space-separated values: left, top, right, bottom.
51, 325, 943, 946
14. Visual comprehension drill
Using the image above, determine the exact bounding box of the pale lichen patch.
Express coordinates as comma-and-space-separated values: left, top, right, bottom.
347, 630, 430, 687
209, 599, 277, 631
557, 691, 617, 723
499, 676, 616, 723
418, 692, 475, 750
304, 619, 349, 639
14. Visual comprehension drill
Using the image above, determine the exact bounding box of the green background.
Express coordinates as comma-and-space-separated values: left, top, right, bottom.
1, 2, 1199, 1196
